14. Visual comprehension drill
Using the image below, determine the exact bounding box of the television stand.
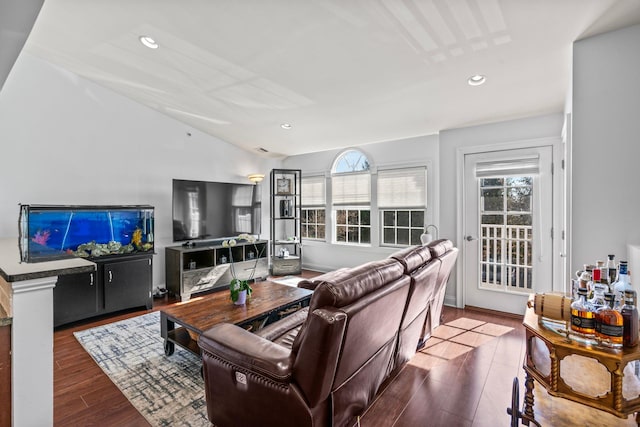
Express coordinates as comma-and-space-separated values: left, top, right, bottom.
165, 240, 268, 302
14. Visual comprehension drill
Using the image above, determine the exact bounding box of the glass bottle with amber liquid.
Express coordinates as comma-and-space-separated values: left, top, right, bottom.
595, 292, 623, 347
621, 289, 639, 348
571, 287, 596, 335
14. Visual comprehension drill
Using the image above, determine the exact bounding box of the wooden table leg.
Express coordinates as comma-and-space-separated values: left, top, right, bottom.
523, 371, 536, 426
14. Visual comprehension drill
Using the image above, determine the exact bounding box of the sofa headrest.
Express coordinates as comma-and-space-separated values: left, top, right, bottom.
427, 239, 454, 257
309, 258, 405, 310
389, 245, 432, 273
297, 268, 349, 290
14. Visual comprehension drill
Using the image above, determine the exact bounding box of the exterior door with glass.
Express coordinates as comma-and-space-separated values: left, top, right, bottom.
463, 146, 553, 315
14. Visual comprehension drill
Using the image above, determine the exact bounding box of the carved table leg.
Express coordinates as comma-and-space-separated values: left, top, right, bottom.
636, 411, 640, 427
523, 371, 536, 426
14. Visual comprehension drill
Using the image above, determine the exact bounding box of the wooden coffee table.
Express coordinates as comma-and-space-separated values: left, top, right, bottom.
160, 280, 313, 357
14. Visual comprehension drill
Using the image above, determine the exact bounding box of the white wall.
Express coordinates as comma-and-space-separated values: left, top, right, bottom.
0, 53, 277, 287
571, 24, 640, 275
439, 113, 564, 305
283, 134, 439, 272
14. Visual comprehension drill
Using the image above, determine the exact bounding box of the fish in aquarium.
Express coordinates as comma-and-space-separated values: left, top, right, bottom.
131, 228, 142, 247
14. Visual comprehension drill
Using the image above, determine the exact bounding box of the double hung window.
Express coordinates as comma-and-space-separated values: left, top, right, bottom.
301, 176, 326, 240
378, 167, 427, 246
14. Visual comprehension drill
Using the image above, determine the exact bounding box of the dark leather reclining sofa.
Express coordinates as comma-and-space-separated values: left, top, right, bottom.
198, 239, 458, 427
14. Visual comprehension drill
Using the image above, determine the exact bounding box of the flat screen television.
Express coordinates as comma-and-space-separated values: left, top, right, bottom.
172, 179, 261, 242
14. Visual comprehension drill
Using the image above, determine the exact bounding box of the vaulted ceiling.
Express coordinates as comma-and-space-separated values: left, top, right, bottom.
10, 1, 640, 156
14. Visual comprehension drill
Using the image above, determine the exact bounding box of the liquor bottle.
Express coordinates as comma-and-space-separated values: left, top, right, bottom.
621, 290, 639, 348
591, 266, 601, 293
571, 287, 596, 335
595, 292, 623, 347
613, 273, 632, 309
618, 260, 629, 277
589, 279, 607, 311
606, 254, 617, 285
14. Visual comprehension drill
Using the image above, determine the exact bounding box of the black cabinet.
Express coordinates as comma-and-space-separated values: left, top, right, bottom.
102, 257, 152, 312
54, 271, 98, 327
54, 254, 153, 327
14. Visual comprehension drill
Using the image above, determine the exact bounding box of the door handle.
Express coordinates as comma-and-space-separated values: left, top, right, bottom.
108, 270, 113, 283
465, 235, 478, 241
89, 273, 94, 286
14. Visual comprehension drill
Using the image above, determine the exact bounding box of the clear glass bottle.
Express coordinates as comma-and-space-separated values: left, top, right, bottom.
621, 290, 639, 348
595, 292, 623, 347
606, 254, 617, 285
613, 273, 632, 309
571, 287, 596, 335
589, 279, 607, 311
619, 260, 629, 277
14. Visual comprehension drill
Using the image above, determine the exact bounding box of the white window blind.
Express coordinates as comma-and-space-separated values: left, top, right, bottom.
332, 172, 370, 205
302, 176, 325, 206
475, 155, 540, 178
378, 167, 427, 208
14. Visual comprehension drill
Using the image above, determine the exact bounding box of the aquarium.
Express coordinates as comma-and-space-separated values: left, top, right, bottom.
19, 204, 155, 262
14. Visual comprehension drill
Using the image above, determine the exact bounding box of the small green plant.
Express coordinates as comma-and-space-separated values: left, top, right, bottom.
222, 234, 264, 303
229, 277, 252, 302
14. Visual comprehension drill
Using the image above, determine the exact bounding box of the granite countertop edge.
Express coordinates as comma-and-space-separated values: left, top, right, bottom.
0, 264, 96, 283
0, 305, 10, 326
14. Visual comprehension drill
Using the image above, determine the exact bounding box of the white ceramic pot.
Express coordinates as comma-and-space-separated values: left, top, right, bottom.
234, 289, 247, 305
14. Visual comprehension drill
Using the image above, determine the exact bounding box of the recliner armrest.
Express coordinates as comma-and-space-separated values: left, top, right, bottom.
198, 323, 294, 382
256, 307, 308, 342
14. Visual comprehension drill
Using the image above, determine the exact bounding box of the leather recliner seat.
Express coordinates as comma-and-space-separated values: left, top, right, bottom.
198, 239, 457, 427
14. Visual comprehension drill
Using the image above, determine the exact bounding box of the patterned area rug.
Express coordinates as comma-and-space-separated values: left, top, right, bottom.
74, 311, 209, 427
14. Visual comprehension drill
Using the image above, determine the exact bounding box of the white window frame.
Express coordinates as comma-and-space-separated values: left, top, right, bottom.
378, 166, 427, 247
381, 208, 426, 247
331, 149, 372, 246
334, 207, 371, 245
301, 175, 327, 241
301, 208, 326, 240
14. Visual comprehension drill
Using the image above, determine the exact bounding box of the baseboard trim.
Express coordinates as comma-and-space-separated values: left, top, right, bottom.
463, 305, 524, 320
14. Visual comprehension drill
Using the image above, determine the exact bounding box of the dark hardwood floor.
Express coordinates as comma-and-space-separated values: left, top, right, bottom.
53, 278, 634, 426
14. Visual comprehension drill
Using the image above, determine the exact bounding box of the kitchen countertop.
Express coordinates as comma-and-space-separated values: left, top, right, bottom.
0, 238, 95, 324
0, 238, 95, 283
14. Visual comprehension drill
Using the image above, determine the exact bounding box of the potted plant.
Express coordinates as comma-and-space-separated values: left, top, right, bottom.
222, 234, 264, 305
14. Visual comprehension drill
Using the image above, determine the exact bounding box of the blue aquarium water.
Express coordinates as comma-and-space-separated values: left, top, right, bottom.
19, 205, 154, 262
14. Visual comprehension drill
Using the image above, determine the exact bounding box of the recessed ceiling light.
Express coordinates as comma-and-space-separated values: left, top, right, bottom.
139, 36, 158, 49
280, 123, 292, 130
468, 74, 486, 86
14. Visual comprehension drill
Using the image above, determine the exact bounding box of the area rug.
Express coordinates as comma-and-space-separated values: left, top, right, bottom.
74, 311, 209, 427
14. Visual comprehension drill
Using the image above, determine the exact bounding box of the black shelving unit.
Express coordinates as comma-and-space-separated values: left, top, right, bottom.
270, 169, 302, 275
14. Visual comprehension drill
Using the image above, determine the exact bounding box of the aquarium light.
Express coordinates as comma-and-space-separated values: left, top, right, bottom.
139, 36, 158, 49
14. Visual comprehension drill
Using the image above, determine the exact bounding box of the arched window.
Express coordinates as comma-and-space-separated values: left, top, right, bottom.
332, 149, 371, 244
333, 149, 371, 173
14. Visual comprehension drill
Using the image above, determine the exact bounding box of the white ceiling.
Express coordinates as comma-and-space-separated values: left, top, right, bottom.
22, 0, 640, 157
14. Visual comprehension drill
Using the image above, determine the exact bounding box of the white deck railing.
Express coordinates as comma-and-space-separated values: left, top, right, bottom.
480, 224, 533, 292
